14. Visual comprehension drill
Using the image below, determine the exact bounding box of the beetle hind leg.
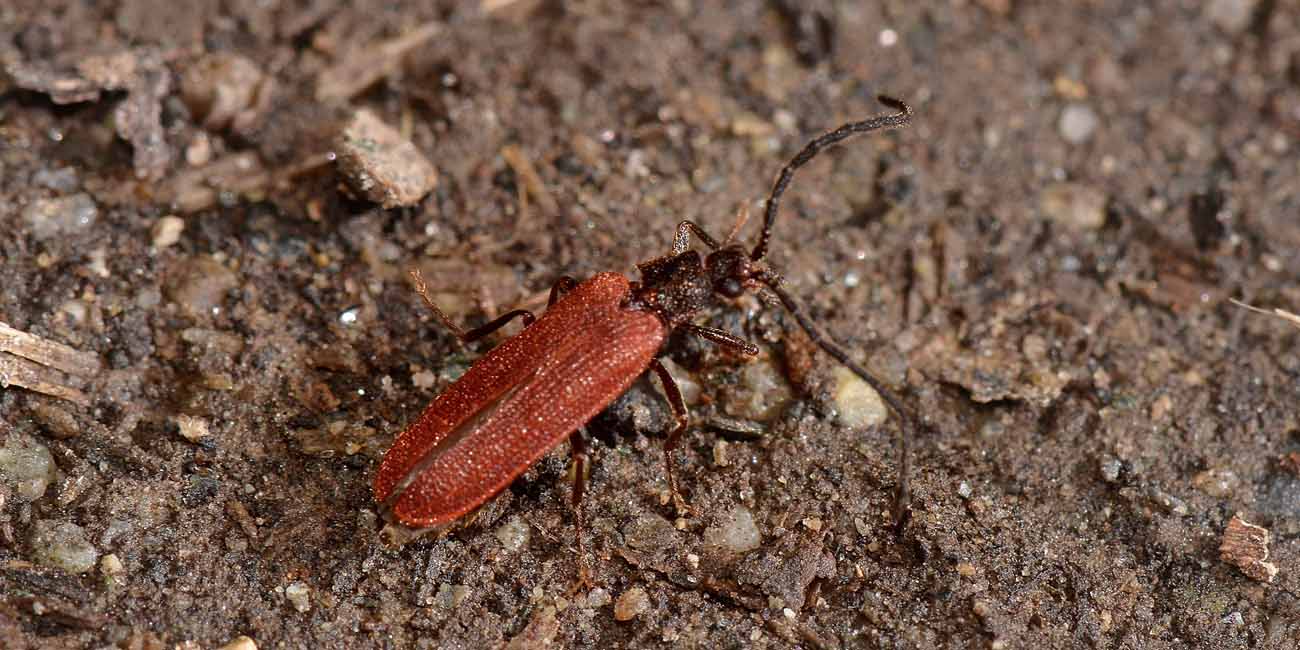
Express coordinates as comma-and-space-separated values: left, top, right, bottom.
568, 426, 595, 591
409, 269, 536, 344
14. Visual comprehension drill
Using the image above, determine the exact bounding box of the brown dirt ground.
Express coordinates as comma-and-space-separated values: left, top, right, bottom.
2, 1, 1299, 649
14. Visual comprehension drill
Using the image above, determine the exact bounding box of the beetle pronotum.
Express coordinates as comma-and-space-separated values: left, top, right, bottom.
374, 95, 917, 545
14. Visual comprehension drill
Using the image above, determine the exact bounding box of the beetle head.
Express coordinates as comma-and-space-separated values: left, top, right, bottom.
704, 245, 762, 299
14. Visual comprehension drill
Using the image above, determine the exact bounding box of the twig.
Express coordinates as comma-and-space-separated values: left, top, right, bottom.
1228, 299, 1300, 328
316, 22, 442, 102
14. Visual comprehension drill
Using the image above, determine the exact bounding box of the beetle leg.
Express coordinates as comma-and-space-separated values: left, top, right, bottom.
568, 426, 594, 590
410, 269, 535, 344
548, 276, 578, 307
673, 220, 722, 254
681, 323, 760, 356
649, 359, 694, 516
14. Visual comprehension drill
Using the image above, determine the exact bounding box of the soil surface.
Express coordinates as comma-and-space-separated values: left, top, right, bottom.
2, 1, 1299, 649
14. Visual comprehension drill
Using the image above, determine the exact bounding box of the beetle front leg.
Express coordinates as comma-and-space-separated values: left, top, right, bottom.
672, 220, 721, 254
681, 323, 759, 356
649, 359, 693, 516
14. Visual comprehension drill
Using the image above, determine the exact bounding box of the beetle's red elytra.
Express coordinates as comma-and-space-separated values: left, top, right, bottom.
374, 273, 663, 527
374, 95, 917, 536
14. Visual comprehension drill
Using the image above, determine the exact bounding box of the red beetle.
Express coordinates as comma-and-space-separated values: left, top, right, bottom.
374, 96, 916, 538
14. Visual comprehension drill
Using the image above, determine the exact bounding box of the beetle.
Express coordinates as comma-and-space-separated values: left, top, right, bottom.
373, 95, 917, 542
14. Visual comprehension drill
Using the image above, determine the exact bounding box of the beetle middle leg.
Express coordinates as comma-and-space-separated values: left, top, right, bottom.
649, 359, 693, 516
548, 276, 578, 307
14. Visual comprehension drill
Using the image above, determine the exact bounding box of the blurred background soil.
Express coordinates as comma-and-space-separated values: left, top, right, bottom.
1, 1, 1298, 648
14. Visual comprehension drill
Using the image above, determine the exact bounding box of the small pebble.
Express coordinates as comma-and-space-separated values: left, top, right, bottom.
831, 366, 888, 428
585, 587, 611, 608
334, 109, 438, 208
31, 167, 79, 192
23, 193, 98, 241
284, 581, 311, 612
494, 515, 531, 553
0, 434, 57, 500
703, 505, 762, 553
1191, 468, 1239, 498
1100, 458, 1122, 483
1058, 103, 1099, 144
29, 520, 99, 573
1205, 0, 1258, 33
173, 415, 210, 443
712, 439, 730, 467
613, 587, 651, 621
29, 404, 80, 439
217, 636, 258, 650
723, 357, 791, 422
152, 216, 185, 249
165, 255, 238, 318
100, 553, 125, 575
186, 133, 213, 166
1040, 182, 1107, 231
180, 53, 267, 131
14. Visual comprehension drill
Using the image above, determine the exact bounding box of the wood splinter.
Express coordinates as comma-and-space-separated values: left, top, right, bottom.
0, 322, 102, 406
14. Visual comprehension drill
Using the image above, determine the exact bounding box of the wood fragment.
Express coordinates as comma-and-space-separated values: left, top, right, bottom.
501, 144, 560, 217
315, 22, 442, 103
0, 354, 90, 406
225, 499, 260, 541
0, 323, 102, 377
158, 152, 268, 213
10, 597, 107, 630
0, 324, 100, 406
1219, 514, 1278, 583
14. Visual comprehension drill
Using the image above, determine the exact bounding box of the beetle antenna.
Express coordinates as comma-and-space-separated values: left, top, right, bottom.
751, 95, 912, 262
760, 277, 917, 532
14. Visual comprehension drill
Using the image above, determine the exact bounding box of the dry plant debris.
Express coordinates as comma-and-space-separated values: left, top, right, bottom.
1229, 298, 1300, 328
315, 22, 442, 103
0, 323, 101, 406
1219, 514, 1279, 583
